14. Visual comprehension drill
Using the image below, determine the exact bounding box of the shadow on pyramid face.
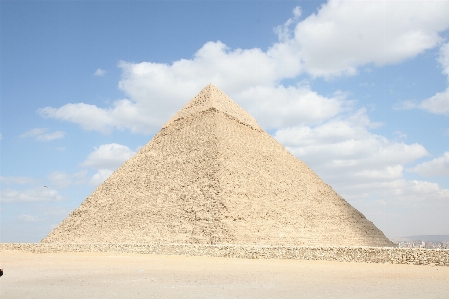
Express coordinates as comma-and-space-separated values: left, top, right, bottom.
41, 84, 393, 248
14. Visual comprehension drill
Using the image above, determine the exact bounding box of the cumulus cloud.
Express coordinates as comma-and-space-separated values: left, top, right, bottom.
274, 6, 302, 42
89, 169, 114, 186
0, 187, 63, 203
0, 176, 63, 203
398, 87, 449, 116
20, 128, 66, 141
38, 41, 298, 134
337, 178, 448, 205
238, 85, 350, 128
397, 42, 449, 116
37, 1, 449, 134
47, 170, 88, 189
409, 152, 449, 177
416, 88, 449, 116
289, 0, 449, 78
439, 41, 449, 78
38, 104, 117, 134
37, 43, 338, 134
94, 68, 106, 76
274, 109, 434, 201
81, 143, 136, 185
81, 143, 135, 169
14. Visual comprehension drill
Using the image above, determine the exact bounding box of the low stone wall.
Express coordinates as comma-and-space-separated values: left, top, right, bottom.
1, 243, 448, 266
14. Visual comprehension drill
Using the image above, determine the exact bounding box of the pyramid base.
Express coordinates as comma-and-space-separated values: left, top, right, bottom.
2, 243, 448, 266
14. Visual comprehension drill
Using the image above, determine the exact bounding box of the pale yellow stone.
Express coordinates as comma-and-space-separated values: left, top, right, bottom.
42, 84, 393, 247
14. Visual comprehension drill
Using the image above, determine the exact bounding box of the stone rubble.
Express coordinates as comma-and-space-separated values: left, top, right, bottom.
1, 243, 448, 266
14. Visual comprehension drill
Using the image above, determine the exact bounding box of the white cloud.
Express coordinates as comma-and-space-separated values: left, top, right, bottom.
336, 179, 449, 204
439, 41, 449, 78
47, 170, 88, 189
38, 41, 294, 134
81, 143, 135, 169
80, 143, 135, 186
417, 88, 449, 116
38, 104, 115, 134
37, 43, 339, 134
94, 68, 106, 76
89, 169, 114, 186
37, 2, 449, 133
274, 109, 430, 194
20, 128, 47, 138
409, 152, 449, 177
289, 0, 449, 78
274, 6, 302, 42
17, 214, 38, 222
20, 128, 66, 141
0, 176, 38, 185
397, 42, 449, 116
398, 87, 449, 116
0, 187, 63, 203
238, 85, 350, 129
36, 131, 66, 141
395, 100, 416, 111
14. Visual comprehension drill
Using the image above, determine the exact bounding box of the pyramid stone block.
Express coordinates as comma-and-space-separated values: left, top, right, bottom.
42, 84, 393, 247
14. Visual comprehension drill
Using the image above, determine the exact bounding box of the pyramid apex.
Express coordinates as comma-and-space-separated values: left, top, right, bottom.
163, 84, 262, 130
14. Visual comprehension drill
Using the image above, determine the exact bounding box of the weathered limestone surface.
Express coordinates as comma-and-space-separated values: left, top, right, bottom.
2, 243, 448, 266
41, 84, 393, 247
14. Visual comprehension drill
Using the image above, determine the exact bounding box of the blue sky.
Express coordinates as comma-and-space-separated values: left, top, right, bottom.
1, 0, 448, 242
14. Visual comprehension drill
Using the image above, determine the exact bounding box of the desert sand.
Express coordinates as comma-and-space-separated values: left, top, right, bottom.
1, 251, 448, 299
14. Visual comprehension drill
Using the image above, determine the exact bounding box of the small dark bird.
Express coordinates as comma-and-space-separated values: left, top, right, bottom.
0, 268, 3, 277
44, 186, 48, 188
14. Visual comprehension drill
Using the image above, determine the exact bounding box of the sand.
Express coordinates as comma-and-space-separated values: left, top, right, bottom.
1, 251, 448, 299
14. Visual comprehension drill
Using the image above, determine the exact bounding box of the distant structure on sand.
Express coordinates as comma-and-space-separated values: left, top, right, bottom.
42, 84, 393, 247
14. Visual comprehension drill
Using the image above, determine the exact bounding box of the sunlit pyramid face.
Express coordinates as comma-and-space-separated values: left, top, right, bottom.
42, 84, 393, 247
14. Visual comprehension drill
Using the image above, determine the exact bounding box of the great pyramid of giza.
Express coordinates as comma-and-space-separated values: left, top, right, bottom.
42, 84, 393, 247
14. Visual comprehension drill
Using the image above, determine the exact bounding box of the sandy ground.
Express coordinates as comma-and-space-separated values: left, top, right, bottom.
1, 251, 448, 299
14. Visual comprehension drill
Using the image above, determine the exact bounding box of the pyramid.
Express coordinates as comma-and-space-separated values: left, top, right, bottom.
42, 84, 393, 247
